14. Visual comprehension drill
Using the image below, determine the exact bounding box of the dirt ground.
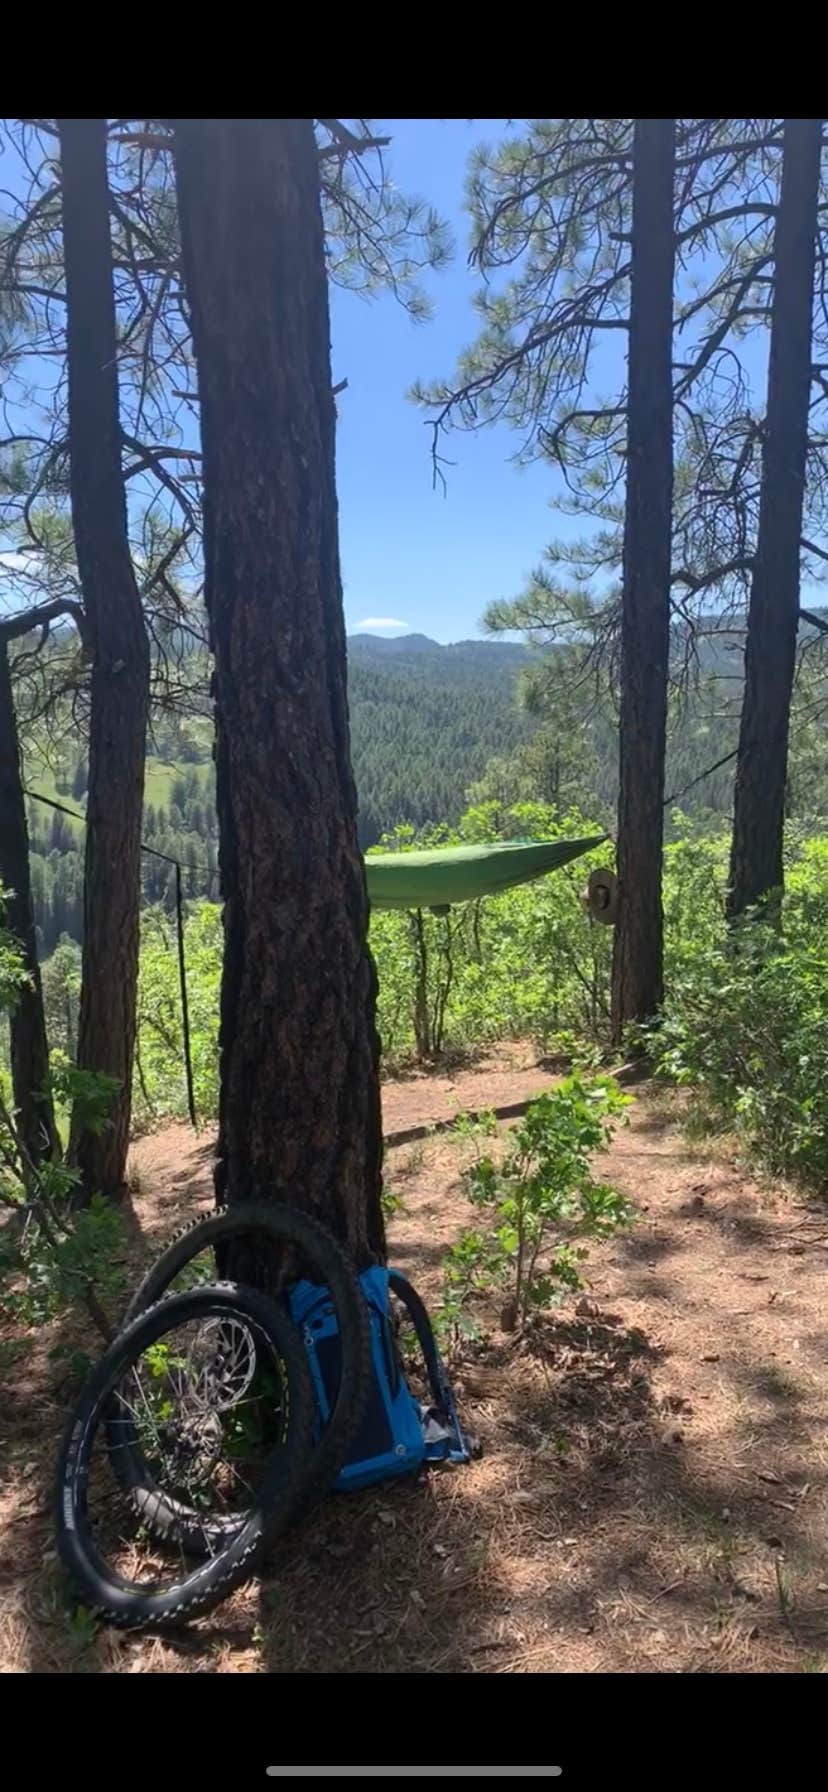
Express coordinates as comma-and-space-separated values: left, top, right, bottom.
2, 1047, 828, 1674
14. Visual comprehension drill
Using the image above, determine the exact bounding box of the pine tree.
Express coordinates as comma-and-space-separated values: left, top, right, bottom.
728, 119, 823, 917
610, 120, 676, 1036
59, 118, 150, 1200
174, 118, 384, 1259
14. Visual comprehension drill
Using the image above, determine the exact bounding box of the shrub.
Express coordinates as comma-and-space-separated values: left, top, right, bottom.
134, 901, 222, 1123
440, 1075, 632, 1336
370, 803, 613, 1066
0, 901, 125, 1336
654, 913, 828, 1189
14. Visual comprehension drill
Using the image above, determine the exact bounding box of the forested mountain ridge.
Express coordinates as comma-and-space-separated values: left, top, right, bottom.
24, 633, 535, 950
348, 631, 529, 664
21, 620, 828, 954
348, 633, 534, 842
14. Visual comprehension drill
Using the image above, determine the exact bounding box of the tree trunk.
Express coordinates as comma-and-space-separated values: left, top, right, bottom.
0, 640, 58, 1163
411, 910, 431, 1061
728, 118, 822, 919
59, 119, 150, 1199
610, 120, 676, 1044
173, 119, 384, 1264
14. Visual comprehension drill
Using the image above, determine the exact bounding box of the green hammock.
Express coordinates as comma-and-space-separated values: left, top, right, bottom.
365, 835, 606, 912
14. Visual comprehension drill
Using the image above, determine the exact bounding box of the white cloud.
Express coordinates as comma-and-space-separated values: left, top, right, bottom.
354, 616, 409, 631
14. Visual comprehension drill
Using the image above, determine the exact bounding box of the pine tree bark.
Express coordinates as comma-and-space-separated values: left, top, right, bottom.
173, 119, 384, 1263
59, 119, 150, 1199
0, 638, 58, 1163
611, 120, 676, 1044
727, 118, 822, 919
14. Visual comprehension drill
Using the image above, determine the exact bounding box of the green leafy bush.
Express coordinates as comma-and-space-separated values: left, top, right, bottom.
441, 1075, 632, 1335
3, 1191, 126, 1328
116, 813, 828, 1203
130, 803, 615, 1116
370, 803, 613, 1067
654, 914, 828, 1188
133, 901, 222, 1124
0, 896, 125, 1333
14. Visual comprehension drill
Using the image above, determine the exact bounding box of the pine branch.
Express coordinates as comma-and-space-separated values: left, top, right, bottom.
317, 121, 391, 162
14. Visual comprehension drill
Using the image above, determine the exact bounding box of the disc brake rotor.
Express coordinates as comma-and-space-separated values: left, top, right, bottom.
170, 1317, 258, 1417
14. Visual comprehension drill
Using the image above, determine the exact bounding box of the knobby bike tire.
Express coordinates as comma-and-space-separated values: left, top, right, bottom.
56, 1282, 315, 1630
109, 1204, 371, 1548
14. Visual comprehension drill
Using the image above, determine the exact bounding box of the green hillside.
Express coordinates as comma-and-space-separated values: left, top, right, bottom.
22, 624, 828, 953
24, 634, 534, 949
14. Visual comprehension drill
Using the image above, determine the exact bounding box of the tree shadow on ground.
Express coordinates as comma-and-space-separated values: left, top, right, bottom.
0, 1292, 129, 1672
8, 1099, 828, 1675
9, 1258, 828, 1674
244, 1288, 828, 1674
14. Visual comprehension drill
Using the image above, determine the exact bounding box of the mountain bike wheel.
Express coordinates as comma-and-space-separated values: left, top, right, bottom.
56, 1282, 315, 1630
110, 1204, 370, 1548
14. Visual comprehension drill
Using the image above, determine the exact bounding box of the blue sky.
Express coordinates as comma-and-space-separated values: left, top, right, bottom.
2, 122, 791, 640
1, 119, 572, 642
331, 120, 582, 644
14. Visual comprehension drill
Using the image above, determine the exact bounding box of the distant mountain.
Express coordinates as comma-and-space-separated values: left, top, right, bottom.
348, 631, 529, 667
29, 613, 826, 954
27, 627, 537, 951
348, 631, 442, 657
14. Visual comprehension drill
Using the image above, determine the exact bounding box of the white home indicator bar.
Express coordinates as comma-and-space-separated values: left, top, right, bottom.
265, 1771, 563, 1780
